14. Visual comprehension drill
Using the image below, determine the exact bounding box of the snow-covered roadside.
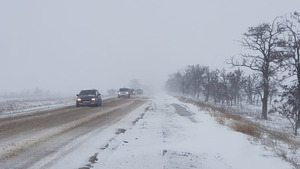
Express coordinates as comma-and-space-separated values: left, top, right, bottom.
0, 95, 114, 118
228, 103, 296, 136
47, 94, 293, 169
0, 96, 74, 117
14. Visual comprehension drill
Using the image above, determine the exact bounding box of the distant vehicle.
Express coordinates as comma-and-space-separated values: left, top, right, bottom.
76, 89, 102, 107
136, 89, 143, 95
129, 89, 136, 95
118, 88, 130, 98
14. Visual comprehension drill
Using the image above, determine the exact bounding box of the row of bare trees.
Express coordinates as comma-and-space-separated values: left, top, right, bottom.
165, 66, 267, 106
165, 12, 300, 135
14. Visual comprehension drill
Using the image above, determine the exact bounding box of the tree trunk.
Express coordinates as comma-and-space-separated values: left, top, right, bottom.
295, 119, 299, 136
296, 62, 300, 136
262, 89, 269, 120
205, 88, 210, 102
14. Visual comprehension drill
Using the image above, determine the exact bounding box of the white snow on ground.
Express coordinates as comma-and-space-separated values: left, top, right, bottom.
229, 103, 295, 135
0, 95, 114, 118
0, 96, 74, 117
45, 94, 294, 169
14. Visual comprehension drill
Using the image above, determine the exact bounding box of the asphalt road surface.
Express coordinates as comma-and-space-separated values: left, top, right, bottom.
0, 97, 148, 169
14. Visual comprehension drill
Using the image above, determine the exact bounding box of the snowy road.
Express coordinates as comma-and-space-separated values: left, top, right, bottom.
0, 97, 147, 169
52, 95, 293, 169
0, 95, 295, 169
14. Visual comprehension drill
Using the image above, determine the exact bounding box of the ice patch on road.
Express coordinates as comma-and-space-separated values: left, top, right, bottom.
171, 103, 197, 123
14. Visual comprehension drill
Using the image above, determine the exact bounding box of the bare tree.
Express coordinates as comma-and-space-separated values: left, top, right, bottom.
230, 18, 285, 120
165, 65, 246, 106
219, 69, 229, 105
107, 89, 117, 96
129, 79, 141, 89
165, 72, 184, 94
276, 12, 300, 135
185, 65, 209, 99
244, 74, 257, 105
209, 69, 221, 104
228, 69, 244, 105
203, 67, 212, 101
182, 68, 192, 96
275, 84, 300, 135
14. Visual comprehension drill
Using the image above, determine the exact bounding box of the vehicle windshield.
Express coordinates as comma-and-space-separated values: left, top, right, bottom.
119, 88, 129, 92
79, 90, 96, 96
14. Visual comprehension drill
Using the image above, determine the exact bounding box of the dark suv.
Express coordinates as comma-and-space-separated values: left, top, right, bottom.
136, 89, 143, 95
118, 88, 130, 98
129, 88, 136, 95
76, 89, 102, 107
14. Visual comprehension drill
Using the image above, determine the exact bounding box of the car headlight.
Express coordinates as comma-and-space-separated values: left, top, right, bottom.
91, 98, 96, 101
77, 98, 82, 101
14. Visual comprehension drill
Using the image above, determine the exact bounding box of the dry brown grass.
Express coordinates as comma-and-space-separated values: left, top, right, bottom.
177, 96, 260, 137
177, 96, 228, 114
230, 121, 261, 138
267, 130, 292, 144
215, 115, 226, 125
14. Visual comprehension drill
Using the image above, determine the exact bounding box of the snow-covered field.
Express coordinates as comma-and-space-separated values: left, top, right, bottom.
0, 96, 74, 117
41, 94, 296, 169
0, 94, 114, 117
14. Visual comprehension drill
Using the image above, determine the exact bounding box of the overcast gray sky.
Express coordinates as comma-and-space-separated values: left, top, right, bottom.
1, 0, 299, 95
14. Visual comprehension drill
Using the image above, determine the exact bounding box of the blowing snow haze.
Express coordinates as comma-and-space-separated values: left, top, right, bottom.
0, 0, 299, 95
